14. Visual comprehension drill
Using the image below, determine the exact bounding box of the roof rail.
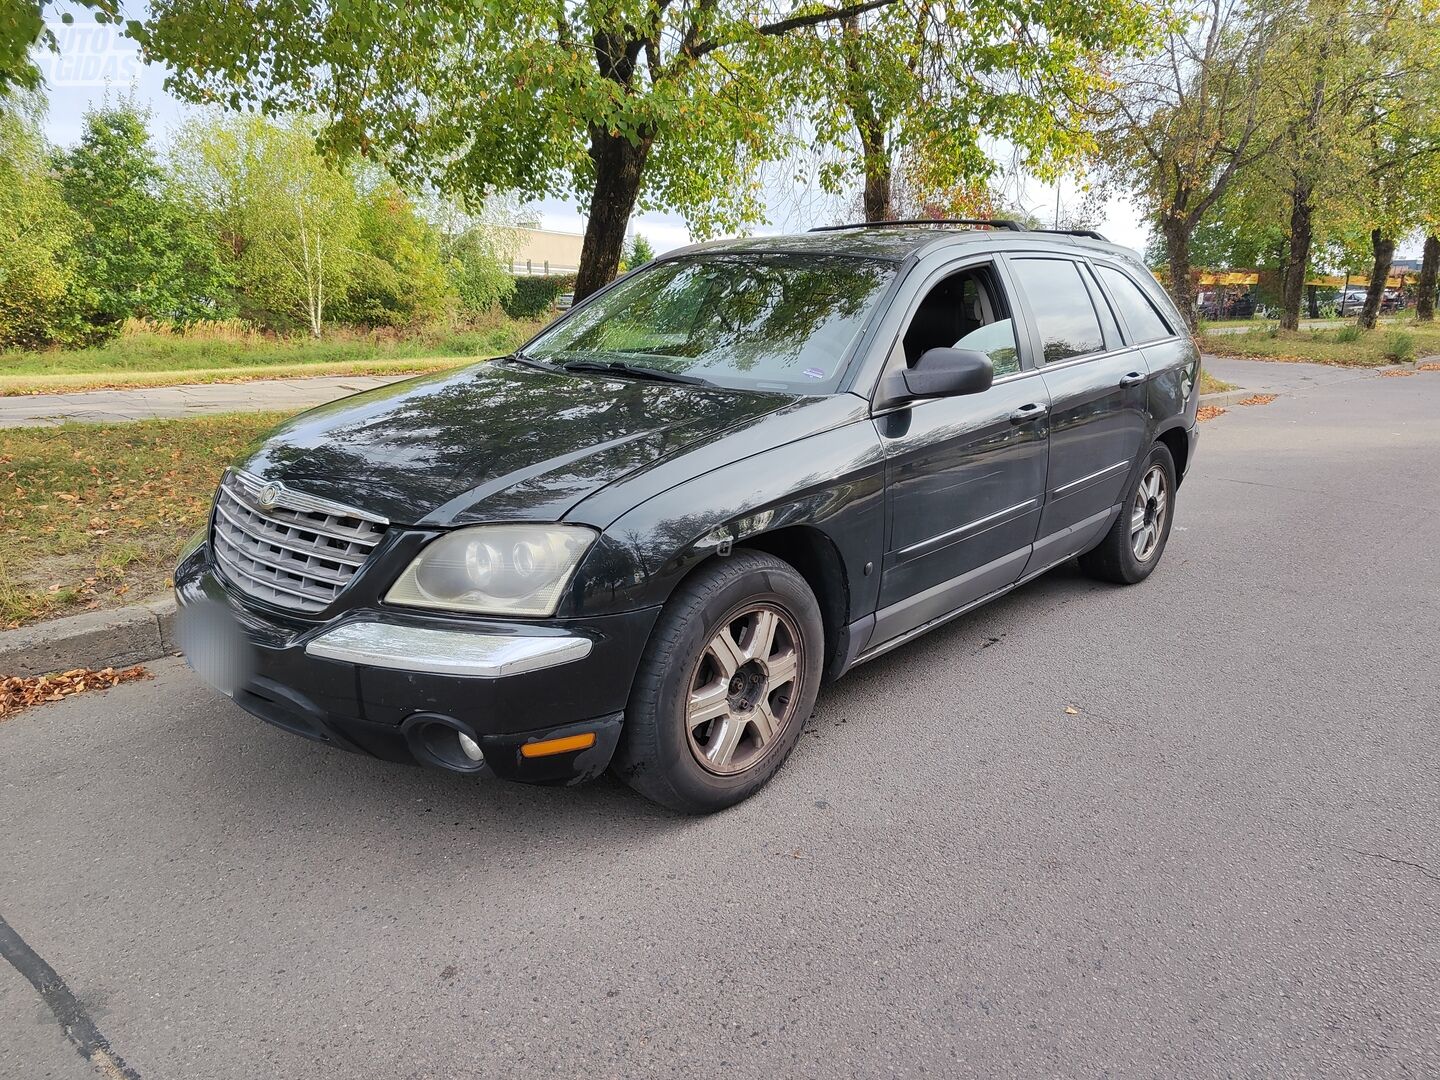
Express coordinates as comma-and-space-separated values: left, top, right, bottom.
1034, 227, 1109, 242
809, 218, 1025, 233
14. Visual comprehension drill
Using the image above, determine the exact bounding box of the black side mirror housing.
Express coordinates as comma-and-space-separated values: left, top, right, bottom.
901, 347, 994, 399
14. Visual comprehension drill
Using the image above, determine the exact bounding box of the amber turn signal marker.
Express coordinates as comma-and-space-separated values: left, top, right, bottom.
519, 732, 597, 758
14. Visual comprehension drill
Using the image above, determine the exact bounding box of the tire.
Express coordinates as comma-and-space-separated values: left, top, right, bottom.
611, 550, 824, 814
1078, 442, 1177, 585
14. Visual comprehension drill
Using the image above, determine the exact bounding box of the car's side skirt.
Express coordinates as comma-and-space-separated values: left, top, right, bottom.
842, 503, 1122, 674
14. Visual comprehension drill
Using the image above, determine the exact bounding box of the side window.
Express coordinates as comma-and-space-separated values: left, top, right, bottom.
1009, 258, 1105, 363
1096, 265, 1174, 343
899, 263, 1020, 377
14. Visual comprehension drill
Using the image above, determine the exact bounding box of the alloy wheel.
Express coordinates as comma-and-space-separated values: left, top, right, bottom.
1130, 464, 1169, 562
685, 603, 804, 776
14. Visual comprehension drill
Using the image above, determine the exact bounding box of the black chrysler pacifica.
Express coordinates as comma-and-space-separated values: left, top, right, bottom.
176, 220, 1200, 813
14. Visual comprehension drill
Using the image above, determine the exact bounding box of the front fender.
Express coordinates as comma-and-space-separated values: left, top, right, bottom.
563, 417, 887, 618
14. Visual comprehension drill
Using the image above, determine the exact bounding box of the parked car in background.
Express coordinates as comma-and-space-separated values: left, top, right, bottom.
1196, 290, 1256, 321
176, 220, 1201, 813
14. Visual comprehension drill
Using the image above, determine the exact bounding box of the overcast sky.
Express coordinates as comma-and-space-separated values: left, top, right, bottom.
37, 17, 1154, 257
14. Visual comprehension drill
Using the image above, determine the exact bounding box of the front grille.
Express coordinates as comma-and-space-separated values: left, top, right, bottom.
211, 470, 387, 613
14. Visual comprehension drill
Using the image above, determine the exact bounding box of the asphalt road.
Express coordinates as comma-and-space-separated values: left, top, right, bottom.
4, 360, 1438, 1079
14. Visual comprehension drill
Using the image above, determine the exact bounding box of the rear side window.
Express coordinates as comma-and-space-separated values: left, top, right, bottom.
1008, 258, 1105, 363
1097, 265, 1173, 343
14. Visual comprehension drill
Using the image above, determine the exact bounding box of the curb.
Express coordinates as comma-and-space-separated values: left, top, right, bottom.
1, 595, 177, 678
1199, 388, 1267, 407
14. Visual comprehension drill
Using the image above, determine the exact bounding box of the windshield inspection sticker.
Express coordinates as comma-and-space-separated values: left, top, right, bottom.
803, 367, 826, 379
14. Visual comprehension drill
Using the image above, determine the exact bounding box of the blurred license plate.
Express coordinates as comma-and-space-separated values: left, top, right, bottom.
176, 597, 255, 697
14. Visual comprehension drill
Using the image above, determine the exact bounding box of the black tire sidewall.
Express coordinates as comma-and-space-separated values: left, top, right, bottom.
619, 553, 824, 813
1120, 443, 1177, 581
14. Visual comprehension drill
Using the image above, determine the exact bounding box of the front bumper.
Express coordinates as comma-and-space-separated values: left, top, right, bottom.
174, 547, 660, 786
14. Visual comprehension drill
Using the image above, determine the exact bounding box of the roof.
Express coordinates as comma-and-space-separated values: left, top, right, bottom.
674, 224, 1133, 263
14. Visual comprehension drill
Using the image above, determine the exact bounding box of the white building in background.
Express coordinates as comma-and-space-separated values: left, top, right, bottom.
504, 226, 584, 276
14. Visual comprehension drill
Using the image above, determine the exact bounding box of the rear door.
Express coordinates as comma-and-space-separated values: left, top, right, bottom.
1004, 254, 1151, 573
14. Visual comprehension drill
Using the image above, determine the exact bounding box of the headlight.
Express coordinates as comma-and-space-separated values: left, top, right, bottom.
385, 525, 596, 617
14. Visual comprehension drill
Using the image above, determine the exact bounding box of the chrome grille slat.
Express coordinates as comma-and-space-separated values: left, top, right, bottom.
212, 498, 368, 569
210, 471, 385, 612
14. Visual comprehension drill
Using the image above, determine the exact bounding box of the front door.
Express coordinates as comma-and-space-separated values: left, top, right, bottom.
1005, 255, 1151, 572
872, 258, 1049, 647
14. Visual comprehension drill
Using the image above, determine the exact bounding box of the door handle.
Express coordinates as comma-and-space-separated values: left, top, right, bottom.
1009, 402, 1049, 424
1119, 371, 1147, 387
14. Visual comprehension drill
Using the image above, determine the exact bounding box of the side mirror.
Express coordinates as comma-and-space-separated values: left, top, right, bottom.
901, 348, 994, 399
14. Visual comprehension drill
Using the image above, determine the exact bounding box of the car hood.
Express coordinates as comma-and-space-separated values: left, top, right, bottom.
238, 359, 804, 526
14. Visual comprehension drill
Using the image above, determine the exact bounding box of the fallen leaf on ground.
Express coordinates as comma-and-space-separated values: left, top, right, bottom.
0, 665, 151, 720
1417, 362, 1440, 371
1064, 705, 1080, 715
1237, 393, 1278, 406
1379, 370, 1415, 378
1197, 405, 1226, 422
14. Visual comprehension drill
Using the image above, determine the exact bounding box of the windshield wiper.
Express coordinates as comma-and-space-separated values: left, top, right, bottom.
506, 350, 559, 373
561, 359, 715, 388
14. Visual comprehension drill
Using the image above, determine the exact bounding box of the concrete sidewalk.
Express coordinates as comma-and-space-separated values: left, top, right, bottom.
0, 374, 413, 428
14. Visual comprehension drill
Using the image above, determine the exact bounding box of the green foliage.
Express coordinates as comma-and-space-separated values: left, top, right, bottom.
54, 102, 233, 339
1334, 325, 1362, 342
620, 234, 656, 271
341, 172, 453, 327
0, 107, 83, 348
502, 275, 577, 319
171, 112, 361, 336
1383, 330, 1415, 362
0, 1, 120, 95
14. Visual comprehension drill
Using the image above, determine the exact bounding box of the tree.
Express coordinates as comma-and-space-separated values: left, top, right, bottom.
621, 234, 656, 271
1, 1, 119, 95
342, 171, 454, 327
0, 102, 81, 347
1092, 0, 1283, 328
1347, 4, 1440, 328
54, 101, 232, 336
801, 0, 1156, 224
172, 113, 360, 336
138, 0, 927, 302
1417, 234, 1439, 321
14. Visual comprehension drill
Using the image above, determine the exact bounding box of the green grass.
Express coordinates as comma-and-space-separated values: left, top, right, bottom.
1198, 322, 1440, 367
1199, 369, 1236, 395
0, 412, 293, 629
0, 317, 543, 395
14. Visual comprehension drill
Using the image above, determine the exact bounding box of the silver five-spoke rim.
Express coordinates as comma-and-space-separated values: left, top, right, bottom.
685, 603, 804, 776
1130, 464, 1168, 562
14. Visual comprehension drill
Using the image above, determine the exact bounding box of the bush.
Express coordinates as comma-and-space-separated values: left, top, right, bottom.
502, 274, 577, 319
1383, 331, 1415, 363
1334, 325, 1361, 343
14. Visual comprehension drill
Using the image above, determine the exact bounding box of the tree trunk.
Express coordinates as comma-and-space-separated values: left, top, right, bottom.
1279, 181, 1314, 331
574, 128, 651, 301
1307, 284, 1319, 319
859, 124, 891, 222
1416, 234, 1439, 322
1160, 216, 1197, 332
1358, 229, 1394, 330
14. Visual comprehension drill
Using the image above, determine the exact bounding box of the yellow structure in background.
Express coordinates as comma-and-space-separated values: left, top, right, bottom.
1191, 270, 1413, 288
503, 227, 584, 276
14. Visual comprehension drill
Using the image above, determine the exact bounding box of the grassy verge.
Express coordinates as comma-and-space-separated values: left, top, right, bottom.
1198, 322, 1440, 366
1199, 368, 1236, 395
0, 412, 293, 628
0, 317, 543, 395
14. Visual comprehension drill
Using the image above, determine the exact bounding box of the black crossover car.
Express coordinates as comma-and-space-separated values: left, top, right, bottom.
177, 220, 1200, 812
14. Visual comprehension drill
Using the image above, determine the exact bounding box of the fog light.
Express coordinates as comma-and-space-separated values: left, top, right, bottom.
457, 732, 484, 762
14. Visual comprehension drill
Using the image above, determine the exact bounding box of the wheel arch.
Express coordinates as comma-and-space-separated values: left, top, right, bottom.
1155, 424, 1189, 486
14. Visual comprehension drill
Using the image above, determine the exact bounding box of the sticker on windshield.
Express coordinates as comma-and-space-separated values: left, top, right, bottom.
803, 367, 826, 380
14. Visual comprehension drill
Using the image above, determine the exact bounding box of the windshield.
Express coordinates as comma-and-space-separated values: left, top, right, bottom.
524, 253, 896, 393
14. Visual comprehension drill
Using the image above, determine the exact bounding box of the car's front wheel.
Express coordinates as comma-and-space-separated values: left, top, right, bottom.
611, 550, 823, 813
1078, 442, 1177, 584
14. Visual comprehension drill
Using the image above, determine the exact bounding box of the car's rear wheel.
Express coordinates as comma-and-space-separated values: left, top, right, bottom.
1078, 442, 1176, 585
611, 550, 823, 813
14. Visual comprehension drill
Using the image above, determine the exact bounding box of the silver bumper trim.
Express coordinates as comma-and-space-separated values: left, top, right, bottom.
304, 622, 593, 677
